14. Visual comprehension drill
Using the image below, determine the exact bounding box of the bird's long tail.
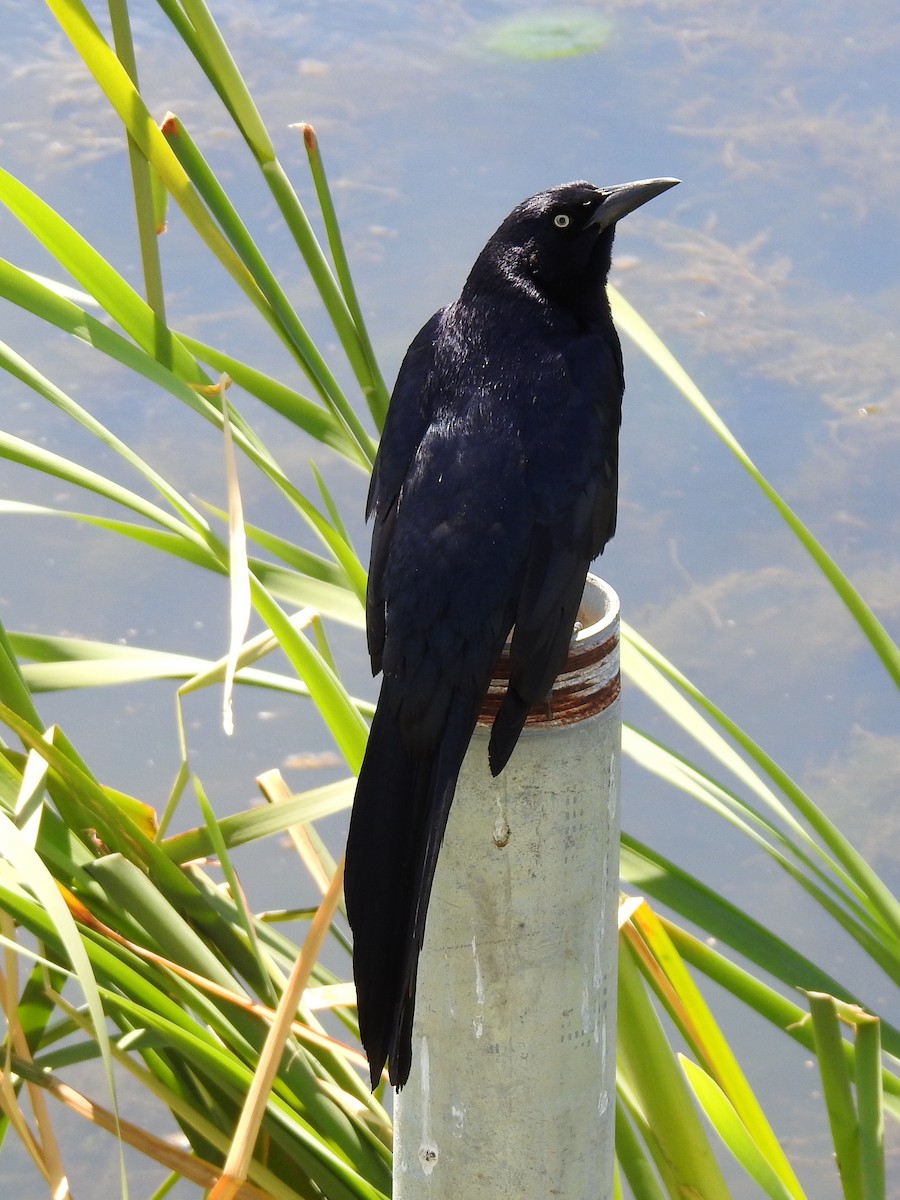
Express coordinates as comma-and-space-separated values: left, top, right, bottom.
344, 693, 478, 1089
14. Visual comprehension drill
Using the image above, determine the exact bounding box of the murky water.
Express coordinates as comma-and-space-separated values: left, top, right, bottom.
1, 0, 899, 1195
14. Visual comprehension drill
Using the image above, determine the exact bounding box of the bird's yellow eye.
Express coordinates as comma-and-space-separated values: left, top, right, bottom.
553, 213, 571, 228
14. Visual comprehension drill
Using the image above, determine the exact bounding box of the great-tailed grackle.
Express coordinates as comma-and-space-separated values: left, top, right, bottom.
345, 177, 679, 1089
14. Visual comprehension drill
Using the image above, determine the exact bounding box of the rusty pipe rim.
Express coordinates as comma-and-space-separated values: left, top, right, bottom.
477, 573, 621, 729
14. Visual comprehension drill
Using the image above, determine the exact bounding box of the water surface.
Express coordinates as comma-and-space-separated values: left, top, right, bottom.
1, 0, 899, 1194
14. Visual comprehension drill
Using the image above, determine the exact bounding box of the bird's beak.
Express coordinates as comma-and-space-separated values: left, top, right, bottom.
587, 177, 680, 228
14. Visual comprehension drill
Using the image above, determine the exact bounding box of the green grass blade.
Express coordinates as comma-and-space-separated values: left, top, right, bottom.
2, 226, 367, 607
0, 328, 211, 538
0, 705, 200, 906
177, 332, 370, 465
249, 582, 369, 773
854, 1012, 892, 1200
194, 777, 279, 1009
660, 920, 900, 1114
0, 616, 44, 729
42, 0, 275, 329
311, 461, 353, 547
622, 626, 812, 843
0, 431, 202, 542
0, 813, 127, 1190
623, 623, 900, 953
809, 992, 863, 1200
87, 852, 248, 998
151, 0, 385, 427
614, 1096, 668, 1200
617, 938, 731, 1199
256, 146, 385, 421
215, 513, 352, 589
855, 1013, 886, 1200
12, 630, 317, 698
629, 902, 806, 1198
624, 726, 900, 974
1, 291, 365, 608
160, 114, 375, 463
162, 778, 354, 863
0, 167, 200, 378
1, 501, 363, 627
298, 122, 390, 426
155, 0, 274, 161
90, 988, 380, 1199
108, 0, 166, 320
247, 482, 368, 610
24, 656, 311, 698
680, 1057, 802, 1200
623, 724, 865, 912
620, 835, 900, 1057
0, 259, 362, 465
610, 286, 900, 689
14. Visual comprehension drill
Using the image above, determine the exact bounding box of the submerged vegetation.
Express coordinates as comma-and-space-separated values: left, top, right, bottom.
0, 2, 897, 1197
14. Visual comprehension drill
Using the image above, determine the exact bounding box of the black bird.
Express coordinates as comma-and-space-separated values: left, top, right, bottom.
345, 176, 679, 1089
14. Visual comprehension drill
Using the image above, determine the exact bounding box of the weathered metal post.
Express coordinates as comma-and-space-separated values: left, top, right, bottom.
393, 574, 621, 1199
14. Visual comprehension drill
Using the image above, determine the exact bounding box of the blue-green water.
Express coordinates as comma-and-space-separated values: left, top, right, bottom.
1, 0, 899, 1194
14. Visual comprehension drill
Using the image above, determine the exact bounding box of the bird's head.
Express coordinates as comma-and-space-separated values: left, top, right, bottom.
467, 178, 679, 318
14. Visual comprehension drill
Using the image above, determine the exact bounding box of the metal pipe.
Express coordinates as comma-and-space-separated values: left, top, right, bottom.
393, 574, 621, 1199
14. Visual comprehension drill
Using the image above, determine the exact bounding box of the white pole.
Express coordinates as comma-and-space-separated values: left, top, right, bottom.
393, 574, 621, 1199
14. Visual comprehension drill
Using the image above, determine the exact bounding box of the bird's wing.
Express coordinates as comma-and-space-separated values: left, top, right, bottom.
488, 330, 622, 774
349, 388, 533, 1087
366, 311, 444, 674
378, 396, 532, 745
